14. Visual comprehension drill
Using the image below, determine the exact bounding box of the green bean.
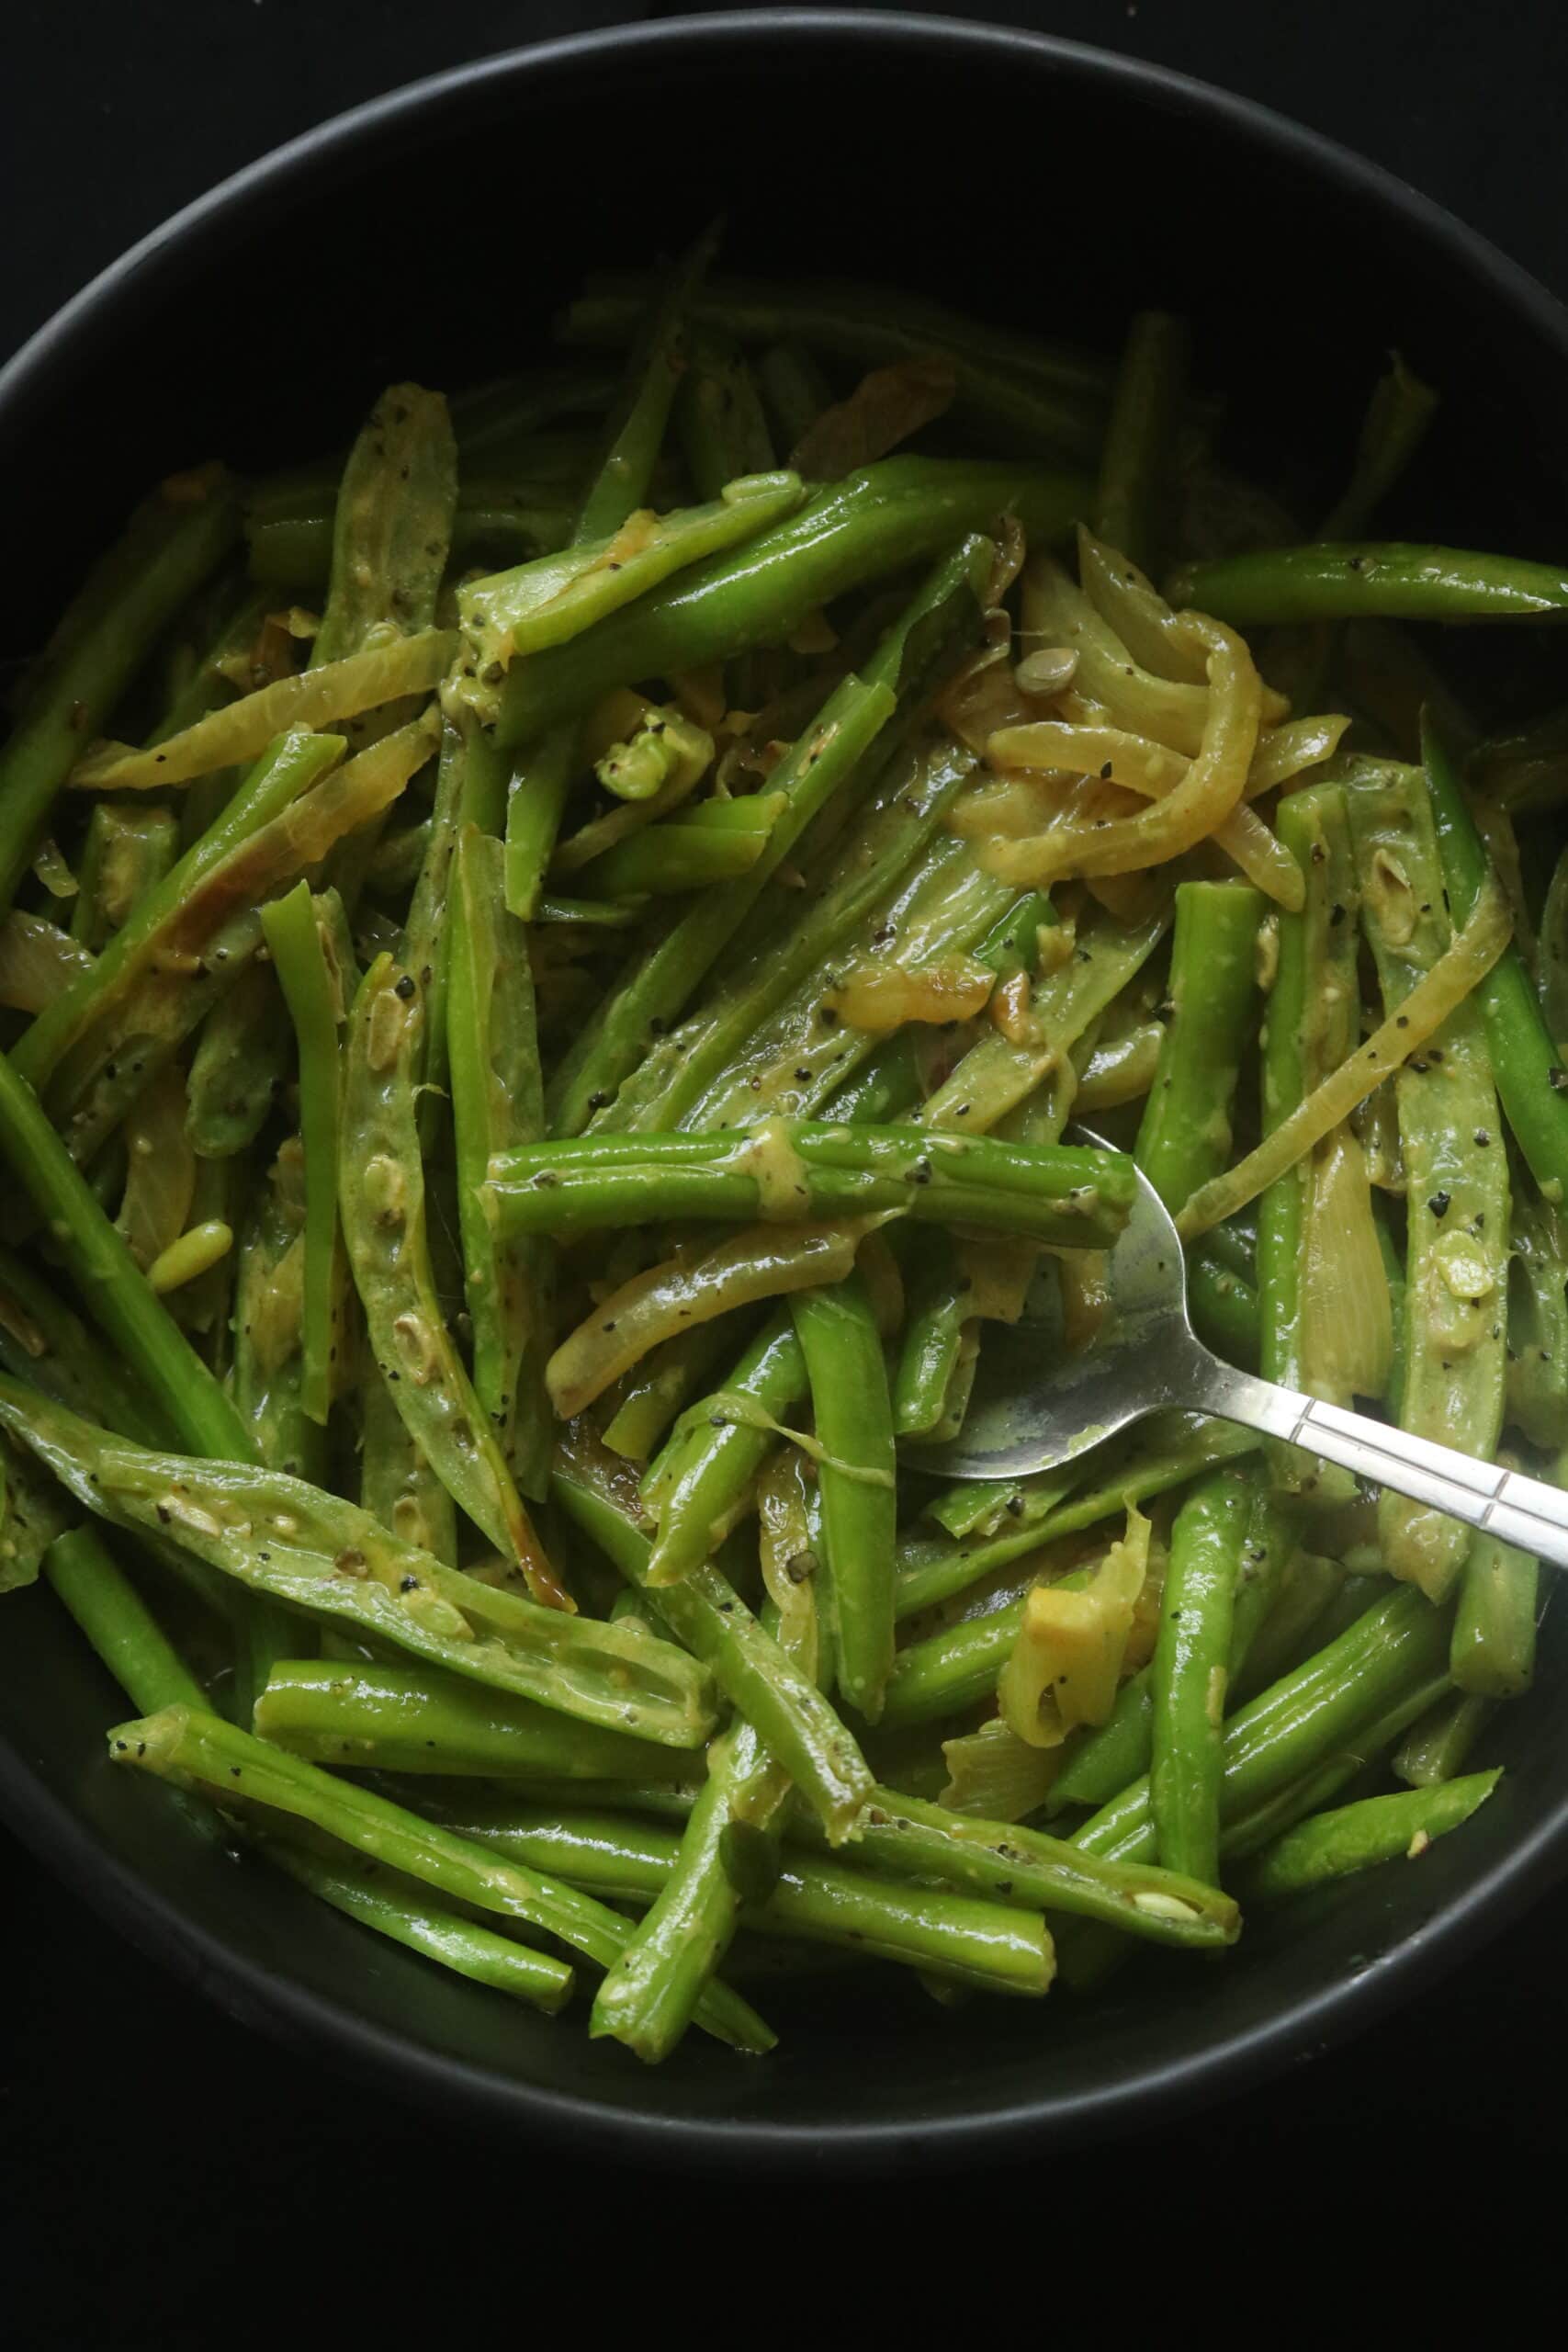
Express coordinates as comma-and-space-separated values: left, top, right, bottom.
491, 460, 1086, 747
339, 955, 565, 1605
1095, 311, 1190, 571
253, 1657, 694, 1780
547, 538, 988, 1134
809, 1787, 1237, 1951
1424, 712, 1568, 1204
459, 476, 802, 705
15, 729, 340, 1101
53, 1522, 582, 2011
185, 963, 291, 1157
1253, 785, 1363, 1498
1348, 763, 1508, 1600
1392, 1688, 1494, 1786
491, 1124, 1133, 1245
1228, 1551, 1347, 1703
553, 1444, 872, 1843
1218, 1668, 1450, 1858
1320, 355, 1439, 540
1450, 1527, 1537, 1696
0, 1244, 164, 1443
247, 500, 573, 597
758, 342, 835, 452
1072, 1585, 1451, 1865
927, 896, 1170, 1139
904, 1415, 1257, 1623
1539, 842, 1568, 1045
675, 327, 775, 499
792, 1272, 897, 1720
641, 1308, 808, 1588
1168, 543, 1568, 626
0, 468, 240, 916
0, 1373, 718, 1747
231, 1157, 322, 1485
892, 1232, 969, 1438
258, 885, 345, 1426
312, 385, 457, 667
573, 813, 770, 898
0, 1427, 72, 1589
358, 1367, 456, 1566
1373, 1198, 1409, 1416
492, 236, 719, 925
366, 817, 432, 901
56, 720, 427, 1172
457, 1803, 1051, 1996
447, 364, 618, 456
603, 1318, 746, 1463
0, 1056, 255, 1463
265, 1836, 574, 2015
576, 224, 719, 544
447, 830, 549, 1498
109, 1706, 770, 2047
1136, 880, 1262, 1213
558, 274, 1110, 453
605, 752, 987, 1134
1148, 1470, 1250, 1884
71, 804, 180, 951
504, 728, 579, 925
1234, 1773, 1499, 1904
1188, 1253, 1261, 1368
590, 1671, 797, 2057
397, 713, 468, 1139
43, 1525, 206, 1713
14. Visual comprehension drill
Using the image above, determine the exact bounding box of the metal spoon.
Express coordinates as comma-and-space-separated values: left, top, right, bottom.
912, 1126, 1568, 1571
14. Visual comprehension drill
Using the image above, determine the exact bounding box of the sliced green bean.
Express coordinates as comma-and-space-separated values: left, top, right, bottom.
266, 1836, 573, 2015
109, 1707, 768, 2048
1148, 1470, 1249, 1885
44, 1525, 206, 1713
792, 1272, 896, 1720
458, 1804, 1051, 1996
1393, 1688, 1494, 1786
1136, 880, 1262, 1213
0, 1374, 716, 1749
448, 830, 550, 1498
1234, 1773, 1499, 1904
559, 274, 1110, 453
491, 1124, 1132, 1246
491, 460, 1086, 746
548, 537, 987, 1134
339, 955, 564, 1605
553, 1446, 872, 1843
258, 884, 345, 1426
186, 962, 291, 1157
1071, 1585, 1451, 1865
254, 1657, 694, 1780
1095, 311, 1190, 571
312, 385, 457, 667
1450, 1527, 1537, 1696
1348, 763, 1508, 1600
71, 804, 180, 951
0, 468, 240, 917
1168, 543, 1568, 626
1424, 712, 1568, 1204
0, 1243, 164, 1444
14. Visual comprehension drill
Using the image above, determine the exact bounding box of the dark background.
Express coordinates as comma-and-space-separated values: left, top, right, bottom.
3, 0, 1562, 2321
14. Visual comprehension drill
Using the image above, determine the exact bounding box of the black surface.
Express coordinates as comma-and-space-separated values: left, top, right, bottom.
3, 0, 1566, 2310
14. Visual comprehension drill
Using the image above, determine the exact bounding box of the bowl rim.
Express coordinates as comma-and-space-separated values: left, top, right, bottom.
5, 6, 1568, 2168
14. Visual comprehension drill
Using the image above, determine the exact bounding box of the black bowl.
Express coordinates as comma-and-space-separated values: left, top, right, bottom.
3, 11, 1567, 2168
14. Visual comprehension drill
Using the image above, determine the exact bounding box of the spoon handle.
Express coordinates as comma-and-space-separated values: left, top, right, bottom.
1198, 1358, 1568, 1572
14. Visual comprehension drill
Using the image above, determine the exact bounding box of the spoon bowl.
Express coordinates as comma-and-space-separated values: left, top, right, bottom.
919, 1129, 1568, 1581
